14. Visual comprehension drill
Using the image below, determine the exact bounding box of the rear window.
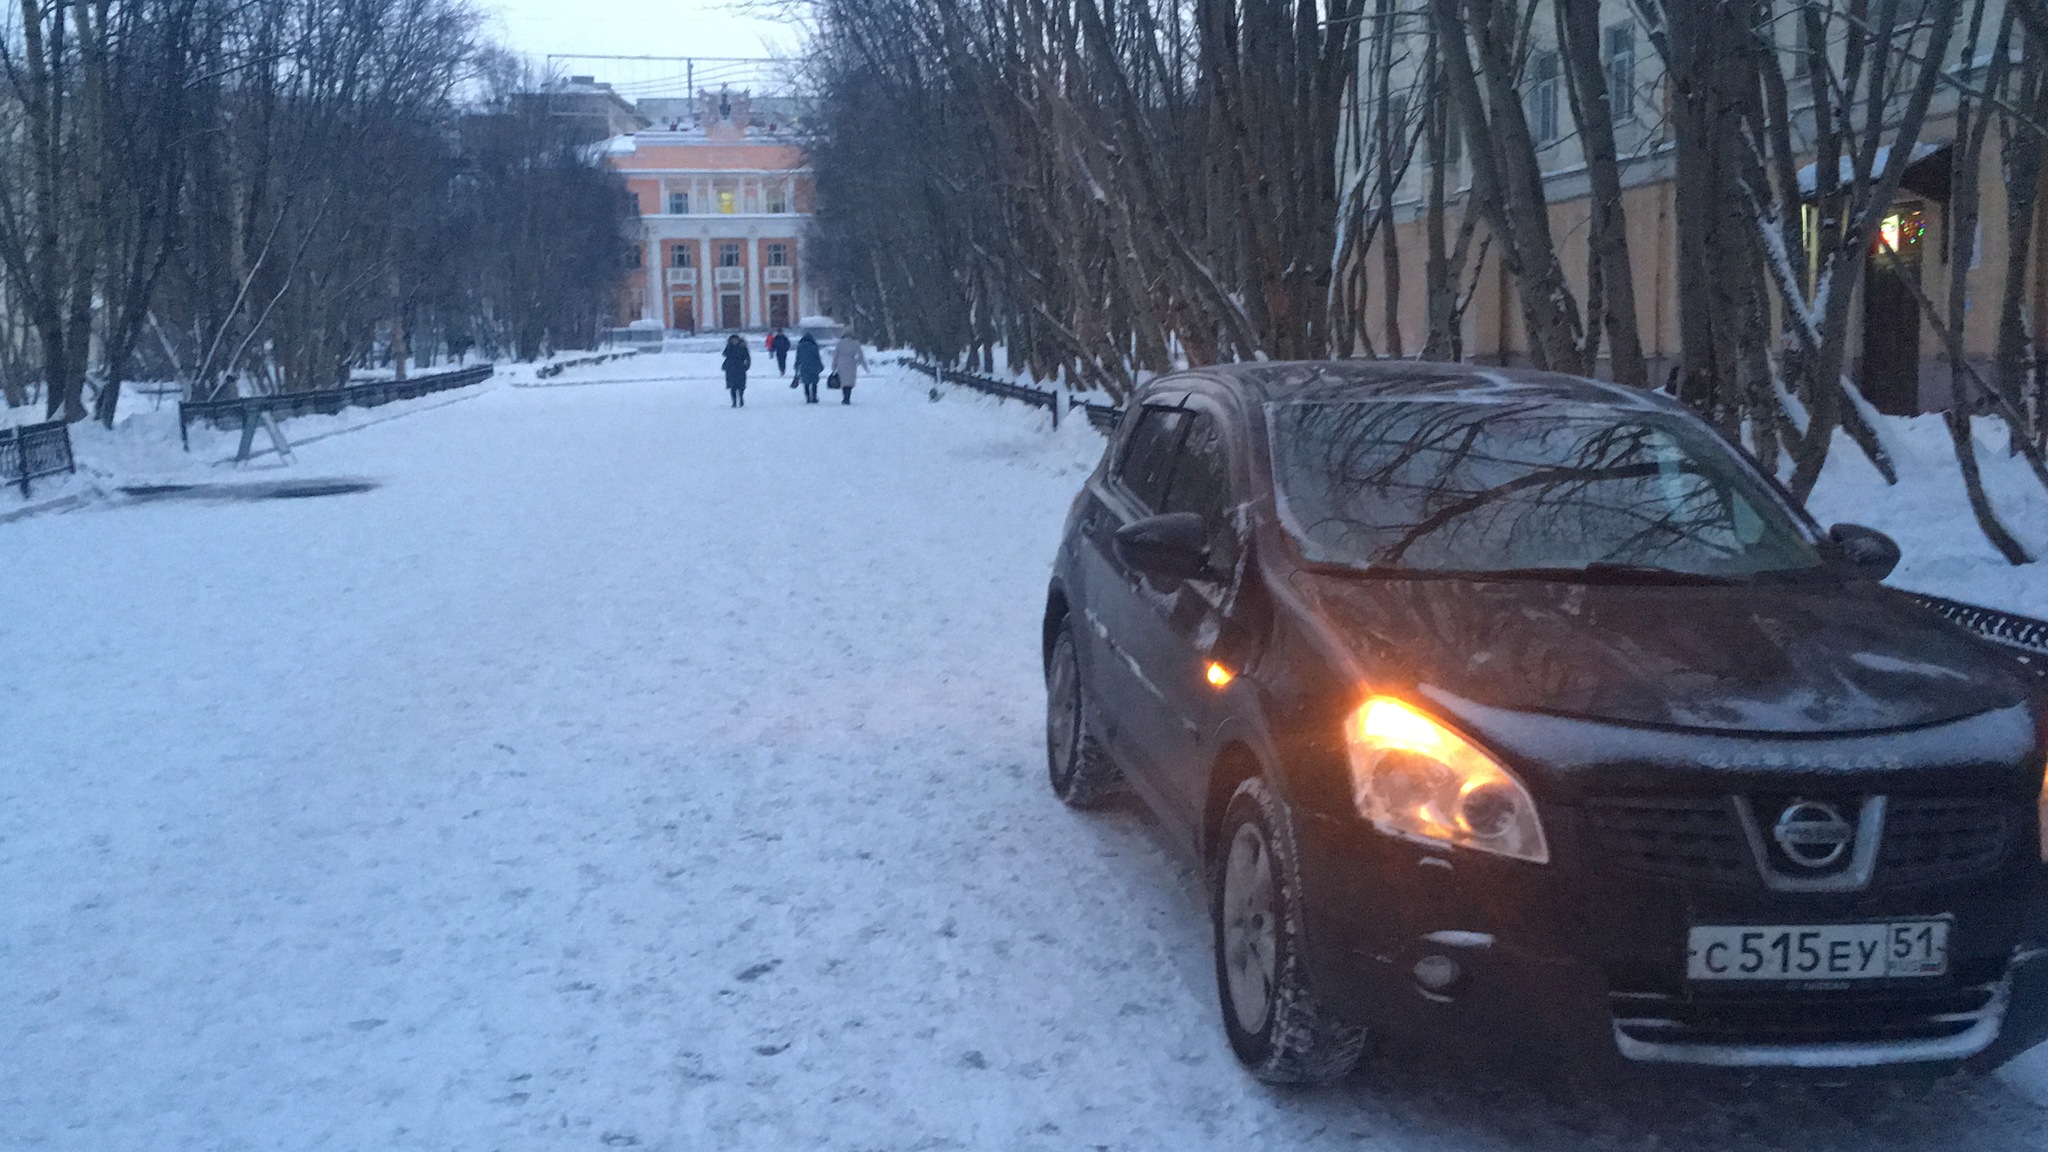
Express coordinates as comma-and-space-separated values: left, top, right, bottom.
1265, 399, 1821, 576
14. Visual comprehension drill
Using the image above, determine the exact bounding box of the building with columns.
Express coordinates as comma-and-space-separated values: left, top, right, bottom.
606, 89, 816, 333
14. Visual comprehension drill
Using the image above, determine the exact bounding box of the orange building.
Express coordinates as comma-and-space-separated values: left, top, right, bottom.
607, 90, 815, 332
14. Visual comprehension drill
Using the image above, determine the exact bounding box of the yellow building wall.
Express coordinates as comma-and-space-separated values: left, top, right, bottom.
1361, 127, 2035, 405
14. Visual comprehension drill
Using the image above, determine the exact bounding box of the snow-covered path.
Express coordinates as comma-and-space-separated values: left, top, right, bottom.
4, 352, 2043, 1150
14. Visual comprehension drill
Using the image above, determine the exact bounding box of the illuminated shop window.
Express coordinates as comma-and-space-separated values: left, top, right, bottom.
1874, 208, 1926, 256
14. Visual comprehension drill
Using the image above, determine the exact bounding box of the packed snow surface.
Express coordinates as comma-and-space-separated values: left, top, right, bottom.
4, 350, 2045, 1149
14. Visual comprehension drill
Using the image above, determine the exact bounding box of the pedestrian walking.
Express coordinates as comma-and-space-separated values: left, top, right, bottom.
831, 333, 868, 406
722, 333, 752, 407
794, 332, 824, 404
770, 329, 792, 377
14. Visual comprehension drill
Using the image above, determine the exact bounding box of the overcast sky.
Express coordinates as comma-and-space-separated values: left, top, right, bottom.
483, 0, 805, 67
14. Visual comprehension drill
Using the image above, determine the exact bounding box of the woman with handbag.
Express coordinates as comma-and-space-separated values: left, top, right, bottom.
793, 332, 824, 403
831, 333, 867, 405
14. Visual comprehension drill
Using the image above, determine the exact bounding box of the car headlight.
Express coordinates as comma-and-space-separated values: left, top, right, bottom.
1344, 696, 1550, 864
2038, 755, 2047, 863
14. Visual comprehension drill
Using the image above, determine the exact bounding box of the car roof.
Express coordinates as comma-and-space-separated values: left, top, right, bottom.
1149, 359, 1681, 415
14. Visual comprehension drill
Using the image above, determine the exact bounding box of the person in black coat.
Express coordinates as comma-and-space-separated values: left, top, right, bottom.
793, 333, 824, 404
722, 334, 751, 407
770, 329, 791, 377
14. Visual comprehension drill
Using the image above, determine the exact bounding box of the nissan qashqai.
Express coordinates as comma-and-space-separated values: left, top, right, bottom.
1042, 361, 2048, 1082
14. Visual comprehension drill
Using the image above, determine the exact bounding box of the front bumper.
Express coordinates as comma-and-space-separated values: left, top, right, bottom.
1294, 810, 2048, 1074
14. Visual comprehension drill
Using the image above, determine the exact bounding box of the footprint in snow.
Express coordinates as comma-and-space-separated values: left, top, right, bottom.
734, 960, 779, 982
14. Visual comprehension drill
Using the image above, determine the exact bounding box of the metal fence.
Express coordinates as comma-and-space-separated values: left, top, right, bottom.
904, 360, 1121, 432
178, 365, 495, 450
0, 419, 76, 496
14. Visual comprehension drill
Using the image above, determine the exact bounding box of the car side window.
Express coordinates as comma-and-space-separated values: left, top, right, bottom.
1117, 406, 1188, 512
1162, 412, 1239, 575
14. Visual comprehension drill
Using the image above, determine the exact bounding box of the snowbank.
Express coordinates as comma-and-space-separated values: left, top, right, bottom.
1804, 416, 2048, 618
1, 355, 655, 519
0, 381, 496, 518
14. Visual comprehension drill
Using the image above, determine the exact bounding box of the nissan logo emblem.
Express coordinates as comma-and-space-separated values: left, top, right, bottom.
1772, 801, 1855, 869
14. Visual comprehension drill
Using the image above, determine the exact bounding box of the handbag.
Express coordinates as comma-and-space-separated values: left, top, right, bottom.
827, 373, 841, 390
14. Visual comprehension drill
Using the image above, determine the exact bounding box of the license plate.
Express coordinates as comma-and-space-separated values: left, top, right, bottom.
1686, 920, 1950, 981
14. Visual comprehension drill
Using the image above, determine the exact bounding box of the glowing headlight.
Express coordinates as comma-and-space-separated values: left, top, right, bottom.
1344, 697, 1550, 864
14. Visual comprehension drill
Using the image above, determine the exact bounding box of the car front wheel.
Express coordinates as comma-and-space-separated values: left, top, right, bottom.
1213, 776, 1366, 1085
1045, 621, 1122, 808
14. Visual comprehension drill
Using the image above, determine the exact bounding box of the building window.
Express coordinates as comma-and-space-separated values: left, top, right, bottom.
670, 243, 692, 269
768, 186, 788, 214
718, 190, 737, 215
1605, 25, 1636, 124
766, 243, 788, 267
719, 242, 741, 267
626, 245, 642, 269
668, 191, 689, 215
1874, 206, 1928, 258
1529, 51, 1561, 146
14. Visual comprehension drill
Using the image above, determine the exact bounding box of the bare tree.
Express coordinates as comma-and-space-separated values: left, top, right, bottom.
1430, 0, 1591, 372
0, 0, 102, 420
806, 0, 1366, 396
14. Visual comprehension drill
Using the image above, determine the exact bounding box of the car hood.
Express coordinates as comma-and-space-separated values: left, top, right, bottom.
1296, 572, 2029, 735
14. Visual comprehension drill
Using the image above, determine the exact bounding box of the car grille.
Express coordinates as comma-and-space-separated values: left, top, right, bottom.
1583, 797, 1752, 885
1609, 980, 2003, 1051
1584, 794, 2017, 888
1875, 796, 2015, 887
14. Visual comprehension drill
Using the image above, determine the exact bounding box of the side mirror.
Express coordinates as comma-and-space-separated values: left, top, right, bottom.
1827, 523, 1901, 581
1115, 512, 1211, 580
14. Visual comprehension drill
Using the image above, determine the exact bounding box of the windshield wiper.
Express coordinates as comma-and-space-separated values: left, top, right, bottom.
1457, 563, 1749, 586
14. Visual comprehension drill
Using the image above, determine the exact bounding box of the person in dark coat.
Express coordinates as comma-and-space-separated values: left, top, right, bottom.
793, 333, 824, 403
770, 329, 792, 377
722, 334, 751, 407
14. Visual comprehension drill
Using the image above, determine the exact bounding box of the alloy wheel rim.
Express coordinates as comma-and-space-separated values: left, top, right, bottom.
1046, 639, 1079, 787
1222, 822, 1279, 1036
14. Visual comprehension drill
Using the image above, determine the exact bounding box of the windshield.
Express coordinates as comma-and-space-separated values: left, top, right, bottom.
1267, 399, 1823, 577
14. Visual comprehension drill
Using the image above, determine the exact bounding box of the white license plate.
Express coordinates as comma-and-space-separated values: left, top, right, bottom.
1686, 920, 1950, 981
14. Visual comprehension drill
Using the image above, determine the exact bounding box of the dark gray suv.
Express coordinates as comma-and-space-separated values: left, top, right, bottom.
1042, 361, 2048, 1082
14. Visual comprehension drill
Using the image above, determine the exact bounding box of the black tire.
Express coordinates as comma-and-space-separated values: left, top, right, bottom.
1212, 776, 1367, 1085
1045, 621, 1123, 808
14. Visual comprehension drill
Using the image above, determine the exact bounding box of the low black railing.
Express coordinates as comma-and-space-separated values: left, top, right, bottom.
1, 419, 77, 496
178, 365, 495, 451
904, 360, 1122, 432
